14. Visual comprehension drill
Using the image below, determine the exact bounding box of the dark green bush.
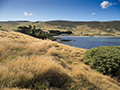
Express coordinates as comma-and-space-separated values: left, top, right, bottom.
84, 46, 120, 75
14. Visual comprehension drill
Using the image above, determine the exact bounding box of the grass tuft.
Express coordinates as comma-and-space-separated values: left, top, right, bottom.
0, 55, 73, 89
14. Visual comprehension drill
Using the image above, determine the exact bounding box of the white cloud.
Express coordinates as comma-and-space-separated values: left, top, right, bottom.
23, 12, 28, 16
29, 13, 33, 16
100, 1, 112, 9
23, 12, 33, 16
92, 13, 95, 15
113, 3, 117, 5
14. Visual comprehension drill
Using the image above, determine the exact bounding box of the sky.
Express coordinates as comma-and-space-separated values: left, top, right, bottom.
0, 0, 120, 21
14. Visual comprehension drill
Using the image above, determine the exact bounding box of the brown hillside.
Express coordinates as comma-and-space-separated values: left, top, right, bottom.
0, 30, 120, 90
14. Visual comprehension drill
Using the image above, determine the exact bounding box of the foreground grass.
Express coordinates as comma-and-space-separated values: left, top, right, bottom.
0, 31, 120, 90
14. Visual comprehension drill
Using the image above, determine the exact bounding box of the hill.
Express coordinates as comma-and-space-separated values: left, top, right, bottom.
0, 30, 120, 90
0, 20, 120, 36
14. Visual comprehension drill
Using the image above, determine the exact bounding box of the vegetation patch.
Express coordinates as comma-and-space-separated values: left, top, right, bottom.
84, 46, 120, 77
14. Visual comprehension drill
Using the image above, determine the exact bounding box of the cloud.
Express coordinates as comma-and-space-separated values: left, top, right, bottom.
100, 1, 112, 9
23, 12, 33, 16
29, 13, 33, 16
92, 13, 95, 15
113, 3, 117, 5
23, 12, 28, 16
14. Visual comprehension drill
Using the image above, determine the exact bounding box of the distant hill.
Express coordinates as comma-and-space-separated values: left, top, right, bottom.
45, 20, 120, 31
0, 20, 120, 36
45, 20, 120, 36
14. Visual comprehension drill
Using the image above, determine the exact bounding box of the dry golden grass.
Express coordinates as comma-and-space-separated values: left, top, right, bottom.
0, 31, 120, 90
72, 63, 120, 90
46, 47, 60, 56
0, 55, 72, 89
1, 88, 30, 90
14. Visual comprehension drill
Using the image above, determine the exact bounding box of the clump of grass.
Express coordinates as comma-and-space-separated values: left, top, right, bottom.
24, 42, 47, 55
1, 87, 30, 90
0, 55, 73, 89
0, 44, 6, 61
46, 47, 63, 58
0, 39, 26, 61
41, 40, 59, 48
60, 59, 72, 70
72, 64, 120, 90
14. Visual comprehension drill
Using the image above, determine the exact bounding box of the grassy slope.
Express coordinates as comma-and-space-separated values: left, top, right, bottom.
1, 20, 120, 36
0, 30, 120, 90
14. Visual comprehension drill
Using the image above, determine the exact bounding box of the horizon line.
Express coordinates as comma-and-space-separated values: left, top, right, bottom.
0, 20, 120, 22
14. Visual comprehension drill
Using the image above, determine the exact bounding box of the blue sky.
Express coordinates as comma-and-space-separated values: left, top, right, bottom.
0, 0, 120, 21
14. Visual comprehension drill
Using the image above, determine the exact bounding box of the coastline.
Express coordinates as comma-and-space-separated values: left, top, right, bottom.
53, 35, 120, 38
54, 35, 120, 49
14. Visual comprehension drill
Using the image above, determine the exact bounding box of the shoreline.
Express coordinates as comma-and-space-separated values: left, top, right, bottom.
53, 35, 120, 38
54, 35, 120, 49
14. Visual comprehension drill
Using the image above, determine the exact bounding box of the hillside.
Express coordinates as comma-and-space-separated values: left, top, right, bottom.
0, 30, 120, 90
0, 20, 120, 36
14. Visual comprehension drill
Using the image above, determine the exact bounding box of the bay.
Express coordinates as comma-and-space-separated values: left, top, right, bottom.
55, 36, 120, 49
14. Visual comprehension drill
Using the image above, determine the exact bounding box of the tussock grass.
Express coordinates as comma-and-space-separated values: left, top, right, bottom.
0, 55, 72, 89
72, 63, 120, 90
0, 31, 120, 90
59, 59, 72, 70
1, 88, 30, 90
46, 47, 63, 58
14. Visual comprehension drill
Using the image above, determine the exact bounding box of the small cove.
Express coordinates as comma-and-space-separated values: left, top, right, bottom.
54, 36, 120, 49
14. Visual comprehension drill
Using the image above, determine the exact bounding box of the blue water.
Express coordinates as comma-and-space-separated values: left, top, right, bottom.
56, 36, 120, 49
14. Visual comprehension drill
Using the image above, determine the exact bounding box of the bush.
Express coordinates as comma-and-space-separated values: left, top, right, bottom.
84, 46, 120, 76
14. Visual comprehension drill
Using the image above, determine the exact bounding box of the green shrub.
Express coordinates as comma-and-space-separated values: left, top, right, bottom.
84, 46, 120, 75
47, 36, 57, 41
